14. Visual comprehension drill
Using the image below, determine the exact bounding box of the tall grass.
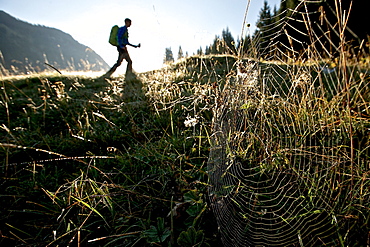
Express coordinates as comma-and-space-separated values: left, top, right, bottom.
0, 40, 369, 246
0, 66, 224, 246
204, 1, 370, 245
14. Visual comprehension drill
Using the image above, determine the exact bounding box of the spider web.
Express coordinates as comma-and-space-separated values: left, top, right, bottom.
207, 0, 369, 246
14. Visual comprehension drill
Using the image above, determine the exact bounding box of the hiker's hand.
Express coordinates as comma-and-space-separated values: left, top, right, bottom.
136, 43, 141, 48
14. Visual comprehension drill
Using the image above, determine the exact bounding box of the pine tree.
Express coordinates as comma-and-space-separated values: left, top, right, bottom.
286, 0, 300, 17
164, 47, 174, 64
237, 34, 253, 57
208, 28, 236, 55
255, 0, 273, 54
278, 0, 287, 16
222, 27, 236, 54
270, 0, 369, 59
197, 46, 203, 56
211, 35, 220, 54
205, 46, 211, 55
177, 46, 183, 60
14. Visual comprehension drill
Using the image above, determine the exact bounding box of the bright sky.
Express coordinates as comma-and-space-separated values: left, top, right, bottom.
1, 0, 280, 74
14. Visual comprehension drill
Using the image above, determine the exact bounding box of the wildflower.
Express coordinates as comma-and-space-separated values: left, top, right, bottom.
184, 115, 199, 127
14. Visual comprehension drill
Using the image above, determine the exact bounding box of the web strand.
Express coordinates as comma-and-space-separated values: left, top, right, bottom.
208, 0, 369, 246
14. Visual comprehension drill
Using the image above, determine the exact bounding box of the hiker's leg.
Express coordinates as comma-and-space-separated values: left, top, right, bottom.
124, 52, 133, 74
116, 47, 126, 67
105, 47, 125, 76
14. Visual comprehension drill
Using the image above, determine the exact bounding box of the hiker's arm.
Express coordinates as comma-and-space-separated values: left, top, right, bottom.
128, 43, 140, 48
119, 27, 140, 48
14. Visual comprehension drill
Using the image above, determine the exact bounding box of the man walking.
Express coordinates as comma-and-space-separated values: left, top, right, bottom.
104, 18, 140, 78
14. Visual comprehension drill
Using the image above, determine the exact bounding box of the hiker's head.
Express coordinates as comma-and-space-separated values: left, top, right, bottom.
125, 18, 132, 27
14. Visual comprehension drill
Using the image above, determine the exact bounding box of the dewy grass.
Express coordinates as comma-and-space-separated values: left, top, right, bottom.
206, 5, 369, 247
0, 24, 369, 247
0, 64, 222, 246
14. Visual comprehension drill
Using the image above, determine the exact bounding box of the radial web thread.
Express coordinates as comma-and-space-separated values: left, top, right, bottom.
207, 1, 369, 246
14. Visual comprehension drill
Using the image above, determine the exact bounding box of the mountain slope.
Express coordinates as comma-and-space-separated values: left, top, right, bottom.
0, 10, 109, 75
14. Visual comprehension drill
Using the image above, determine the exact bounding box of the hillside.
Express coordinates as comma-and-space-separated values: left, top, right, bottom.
0, 10, 109, 76
0, 54, 369, 246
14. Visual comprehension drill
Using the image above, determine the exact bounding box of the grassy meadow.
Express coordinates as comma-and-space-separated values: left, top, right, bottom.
0, 54, 369, 246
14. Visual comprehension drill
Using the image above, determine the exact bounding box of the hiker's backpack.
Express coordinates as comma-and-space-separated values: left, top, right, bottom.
109, 25, 119, 46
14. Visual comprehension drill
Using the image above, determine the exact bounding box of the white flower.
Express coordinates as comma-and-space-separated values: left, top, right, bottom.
184, 115, 199, 127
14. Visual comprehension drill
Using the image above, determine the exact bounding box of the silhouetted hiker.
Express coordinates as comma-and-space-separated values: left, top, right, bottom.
104, 18, 140, 78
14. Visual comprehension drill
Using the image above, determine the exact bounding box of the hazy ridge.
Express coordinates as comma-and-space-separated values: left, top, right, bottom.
0, 10, 109, 76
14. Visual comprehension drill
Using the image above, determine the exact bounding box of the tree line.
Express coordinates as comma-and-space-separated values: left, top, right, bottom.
164, 0, 369, 63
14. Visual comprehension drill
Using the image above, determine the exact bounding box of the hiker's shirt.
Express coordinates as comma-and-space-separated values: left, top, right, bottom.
118, 26, 129, 48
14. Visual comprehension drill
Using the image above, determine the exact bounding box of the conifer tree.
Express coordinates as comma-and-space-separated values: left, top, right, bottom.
277, 0, 287, 16
270, 0, 369, 59
197, 46, 203, 56
177, 46, 183, 60
208, 28, 236, 55
222, 27, 236, 54
164, 47, 174, 64
255, 0, 273, 55
211, 35, 220, 54
286, 0, 300, 17
238, 34, 253, 57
